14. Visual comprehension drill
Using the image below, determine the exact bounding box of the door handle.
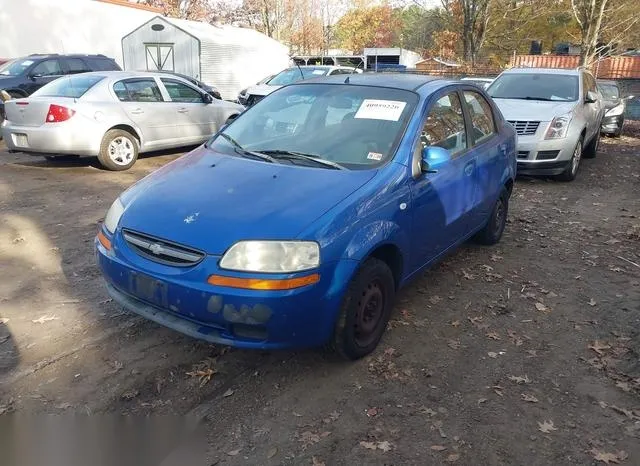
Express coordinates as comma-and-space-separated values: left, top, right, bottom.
177, 108, 189, 113
499, 143, 507, 156
130, 108, 144, 115
464, 161, 475, 176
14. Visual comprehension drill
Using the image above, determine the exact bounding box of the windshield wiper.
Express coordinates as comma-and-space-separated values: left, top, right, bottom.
254, 149, 346, 170
218, 133, 275, 163
496, 96, 554, 101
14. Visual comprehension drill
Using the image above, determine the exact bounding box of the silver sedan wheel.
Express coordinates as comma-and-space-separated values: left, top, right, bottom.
107, 136, 135, 166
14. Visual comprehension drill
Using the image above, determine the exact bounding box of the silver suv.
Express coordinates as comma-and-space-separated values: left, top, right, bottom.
487, 67, 604, 181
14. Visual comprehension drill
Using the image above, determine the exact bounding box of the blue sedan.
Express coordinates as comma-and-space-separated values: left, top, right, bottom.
96, 74, 517, 360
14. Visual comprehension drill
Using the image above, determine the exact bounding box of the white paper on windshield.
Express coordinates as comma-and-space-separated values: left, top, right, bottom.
354, 99, 407, 121
312, 70, 326, 75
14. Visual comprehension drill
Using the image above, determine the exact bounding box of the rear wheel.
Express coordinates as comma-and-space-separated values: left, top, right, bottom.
330, 258, 396, 360
583, 129, 600, 159
475, 188, 509, 245
557, 137, 583, 182
98, 129, 138, 171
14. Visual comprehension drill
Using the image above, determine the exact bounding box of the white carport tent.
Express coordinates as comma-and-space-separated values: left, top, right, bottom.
121, 16, 290, 100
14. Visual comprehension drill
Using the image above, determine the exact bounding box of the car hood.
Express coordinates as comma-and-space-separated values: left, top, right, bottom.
602, 98, 621, 110
119, 146, 377, 255
246, 83, 281, 97
492, 98, 576, 121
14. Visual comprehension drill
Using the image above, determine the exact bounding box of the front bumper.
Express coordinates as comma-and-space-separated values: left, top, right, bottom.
601, 114, 624, 134
2, 121, 101, 156
96, 229, 357, 350
515, 130, 577, 176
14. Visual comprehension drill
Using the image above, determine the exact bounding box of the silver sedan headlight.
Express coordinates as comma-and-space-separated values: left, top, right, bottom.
104, 198, 125, 234
219, 241, 320, 273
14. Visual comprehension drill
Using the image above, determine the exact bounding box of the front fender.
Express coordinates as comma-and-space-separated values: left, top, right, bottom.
343, 220, 409, 263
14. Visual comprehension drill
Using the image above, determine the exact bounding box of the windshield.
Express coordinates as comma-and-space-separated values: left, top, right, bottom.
0, 58, 34, 76
267, 68, 330, 86
488, 73, 579, 101
33, 75, 105, 98
598, 83, 619, 99
207, 83, 418, 170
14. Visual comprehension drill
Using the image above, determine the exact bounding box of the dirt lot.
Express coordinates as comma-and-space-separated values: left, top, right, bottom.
0, 125, 639, 465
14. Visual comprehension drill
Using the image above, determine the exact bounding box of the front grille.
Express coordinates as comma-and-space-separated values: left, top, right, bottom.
536, 150, 560, 160
508, 120, 540, 136
246, 94, 265, 107
517, 151, 529, 159
122, 230, 205, 267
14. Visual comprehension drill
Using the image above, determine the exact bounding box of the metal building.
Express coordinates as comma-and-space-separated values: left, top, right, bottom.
122, 16, 289, 100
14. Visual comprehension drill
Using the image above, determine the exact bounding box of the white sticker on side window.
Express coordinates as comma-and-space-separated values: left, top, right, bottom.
312, 70, 326, 75
354, 99, 407, 121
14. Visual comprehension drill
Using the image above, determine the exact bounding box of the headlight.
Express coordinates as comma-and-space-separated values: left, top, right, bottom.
104, 198, 125, 234
605, 103, 625, 117
545, 113, 572, 139
219, 241, 320, 273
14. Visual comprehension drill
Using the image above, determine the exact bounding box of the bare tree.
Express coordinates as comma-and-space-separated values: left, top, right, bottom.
442, 0, 492, 65
571, 0, 640, 65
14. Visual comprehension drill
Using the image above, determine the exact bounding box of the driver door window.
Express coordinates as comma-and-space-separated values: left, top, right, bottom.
160, 78, 204, 103
420, 93, 467, 157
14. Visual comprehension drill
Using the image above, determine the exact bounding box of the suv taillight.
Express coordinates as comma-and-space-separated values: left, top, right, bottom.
45, 104, 75, 123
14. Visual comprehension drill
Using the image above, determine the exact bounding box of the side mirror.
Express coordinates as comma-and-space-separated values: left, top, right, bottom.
585, 91, 598, 103
421, 146, 451, 174
624, 95, 634, 100
203, 93, 214, 104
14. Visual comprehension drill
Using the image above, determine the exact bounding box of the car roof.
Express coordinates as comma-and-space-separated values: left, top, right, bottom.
17, 54, 114, 60
54, 70, 192, 82
301, 73, 443, 91
500, 67, 582, 75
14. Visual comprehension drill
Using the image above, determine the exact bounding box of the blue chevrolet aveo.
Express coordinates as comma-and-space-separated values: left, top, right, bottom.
96, 74, 516, 360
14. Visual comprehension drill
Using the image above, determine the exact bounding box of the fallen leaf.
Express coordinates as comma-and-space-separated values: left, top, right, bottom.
120, 389, 139, 401
446, 453, 460, 462
535, 302, 550, 313
508, 375, 531, 384
360, 441, 377, 450
588, 298, 597, 306
292, 412, 303, 417
431, 445, 447, 451
377, 441, 393, 452
538, 420, 557, 433
227, 449, 241, 456
366, 407, 379, 417
450, 320, 461, 327
462, 270, 474, 280
32, 315, 59, 324
616, 381, 631, 392
429, 295, 442, 304
418, 406, 437, 416
0, 318, 10, 324
267, 447, 278, 459
323, 410, 340, 423
589, 448, 628, 464
186, 368, 216, 387
477, 398, 488, 405
521, 393, 539, 403
610, 405, 635, 419
486, 332, 501, 341
448, 339, 461, 349
589, 340, 612, 355
487, 352, 498, 359
311, 457, 326, 466
222, 389, 235, 398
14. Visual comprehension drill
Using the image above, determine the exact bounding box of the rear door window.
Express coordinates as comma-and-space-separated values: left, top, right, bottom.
462, 91, 496, 144
114, 79, 163, 102
64, 58, 90, 75
30, 59, 63, 77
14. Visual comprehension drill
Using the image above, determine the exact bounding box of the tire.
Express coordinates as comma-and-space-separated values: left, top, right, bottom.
97, 129, 139, 171
475, 188, 509, 245
329, 258, 396, 360
557, 137, 583, 182
583, 129, 600, 159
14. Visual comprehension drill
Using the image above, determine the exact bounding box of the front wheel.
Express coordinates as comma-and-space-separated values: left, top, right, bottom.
556, 137, 583, 182
475, 188, 509, 245
330, 258, 396, 360
98, 129, 139, 171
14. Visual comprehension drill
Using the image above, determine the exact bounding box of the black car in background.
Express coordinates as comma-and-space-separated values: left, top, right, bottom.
150, 70, 222, 100
597, 80, 633, 137
0, 54, 121, 131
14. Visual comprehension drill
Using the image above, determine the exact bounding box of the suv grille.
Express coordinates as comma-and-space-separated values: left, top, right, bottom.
508, 120, 540, 136
122, 230, 205, 267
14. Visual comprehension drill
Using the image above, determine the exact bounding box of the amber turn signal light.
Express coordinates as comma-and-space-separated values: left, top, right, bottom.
97, 230, 112, 250
207, 273, 320, 290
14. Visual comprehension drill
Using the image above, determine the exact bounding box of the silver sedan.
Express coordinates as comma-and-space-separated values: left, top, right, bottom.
1, 71, 244, 170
